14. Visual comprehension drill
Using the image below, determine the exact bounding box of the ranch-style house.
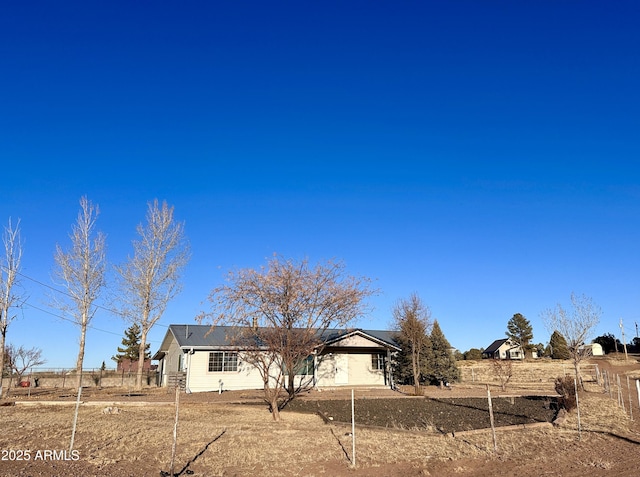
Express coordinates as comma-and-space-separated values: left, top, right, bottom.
153, 324, 401, 393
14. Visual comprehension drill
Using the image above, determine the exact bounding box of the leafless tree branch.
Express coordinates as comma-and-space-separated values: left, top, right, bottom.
199, 255, 376, 421
53, 197, 106, 391
0, 218, 24, 398
115, 199, 190, 390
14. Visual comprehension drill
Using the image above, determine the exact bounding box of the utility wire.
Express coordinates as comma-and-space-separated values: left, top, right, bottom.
4, 267, 170, 341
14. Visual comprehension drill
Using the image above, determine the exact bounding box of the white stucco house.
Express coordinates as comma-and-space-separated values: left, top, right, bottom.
153, 324, 401, 393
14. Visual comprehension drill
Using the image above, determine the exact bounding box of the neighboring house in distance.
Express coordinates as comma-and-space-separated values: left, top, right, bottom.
153, 324, 401, 393
580, 342, 605, 356
115, 357, 155, 372
482, 338, 526, 360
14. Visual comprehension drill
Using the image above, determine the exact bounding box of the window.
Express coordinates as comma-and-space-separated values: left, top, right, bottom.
371, 353, 385, 370
208, 351, 238, 372
283, 356, 314, 376
295, 356, 314, 376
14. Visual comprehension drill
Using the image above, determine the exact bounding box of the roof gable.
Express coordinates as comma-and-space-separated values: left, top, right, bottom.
483, 339, 509, 354
322, 328, 401, 350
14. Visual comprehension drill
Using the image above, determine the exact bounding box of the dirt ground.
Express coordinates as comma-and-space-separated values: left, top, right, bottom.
0, 357, 639, 477
286, 395, 558, 433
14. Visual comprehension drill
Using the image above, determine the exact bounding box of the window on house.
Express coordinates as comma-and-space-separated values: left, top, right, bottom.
296, 356, 314, 375
283, 356, 314, 376
371, 353, 385, 370
208, 351, 238, 372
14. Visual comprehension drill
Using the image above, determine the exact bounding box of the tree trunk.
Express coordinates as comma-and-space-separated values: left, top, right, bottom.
412, 345, 421, 396
0, 329, 6, 399
264, 385, 281, 421
574, 360, 584, 391
136, 330, 148, 391
75, 314, 88, 391
287, 363, 295, 398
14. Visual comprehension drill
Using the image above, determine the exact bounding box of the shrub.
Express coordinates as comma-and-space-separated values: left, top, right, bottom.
554, 376, 577, 411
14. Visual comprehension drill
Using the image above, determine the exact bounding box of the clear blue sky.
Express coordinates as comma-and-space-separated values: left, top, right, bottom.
2, 1, 639, 368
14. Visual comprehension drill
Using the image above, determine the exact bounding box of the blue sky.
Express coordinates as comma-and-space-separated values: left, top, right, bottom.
1, 1, 639, 368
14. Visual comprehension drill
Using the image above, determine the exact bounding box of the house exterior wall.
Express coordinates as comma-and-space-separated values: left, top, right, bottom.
315, 353, 336, 386
346, 352, 386, 386
580, 343, 604, 356
185, 351, 264, 392
115, 358, 154, 372
315, 350, 386, 387
157, 331, 394, 392
502, 344, 524, 360
183, 350, 318, 393
159, 339, 184, 387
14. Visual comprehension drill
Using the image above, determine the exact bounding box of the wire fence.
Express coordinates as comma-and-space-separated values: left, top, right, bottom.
1, 367, 159, 388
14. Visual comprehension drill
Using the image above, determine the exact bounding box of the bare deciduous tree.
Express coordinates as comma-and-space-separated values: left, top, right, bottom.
116, 199, 189, 390
0, 218, 24, 399
541, 292, 601, 390
392, 293, 431, 396
6, 344, 45, 393
199, 255, 376, 421
491, 358, 513, 391
54, 197, 106, 391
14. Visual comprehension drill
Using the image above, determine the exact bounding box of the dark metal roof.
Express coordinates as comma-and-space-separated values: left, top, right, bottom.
170, 324, 236, 348
158, 324, 401, 352
483, 338, 509, 354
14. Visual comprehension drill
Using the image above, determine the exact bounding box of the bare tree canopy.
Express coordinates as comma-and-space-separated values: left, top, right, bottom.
541, 292, 601, 388
391, 292, 432, 395
199, 255, 376, 421
6, 344, 45, 389
53, 197, 106, 390
115, 199, 189, 390
0, 218, 24, 398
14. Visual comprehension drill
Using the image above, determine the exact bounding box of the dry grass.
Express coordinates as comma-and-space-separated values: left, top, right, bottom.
1, 389, 637, 477
3, 356, 640, 477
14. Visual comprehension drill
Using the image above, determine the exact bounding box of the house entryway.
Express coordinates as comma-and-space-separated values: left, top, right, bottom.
334, 354, 348, 384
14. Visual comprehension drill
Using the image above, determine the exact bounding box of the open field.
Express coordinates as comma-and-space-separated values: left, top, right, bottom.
1, 357, 639, 476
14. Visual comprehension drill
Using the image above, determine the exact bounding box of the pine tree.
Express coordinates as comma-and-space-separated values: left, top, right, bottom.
506, 313, 534, 358
112, 323, 150, 363
549, 330, 570, 360
426, 320, 459, 385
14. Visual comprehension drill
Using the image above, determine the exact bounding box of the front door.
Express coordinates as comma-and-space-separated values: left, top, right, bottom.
334, 353, 349, 385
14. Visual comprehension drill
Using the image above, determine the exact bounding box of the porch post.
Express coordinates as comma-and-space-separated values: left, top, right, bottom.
386, 348, 393, 388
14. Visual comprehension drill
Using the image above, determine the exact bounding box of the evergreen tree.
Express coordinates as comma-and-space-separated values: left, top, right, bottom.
462, 348, 483, 360
593, 333, 621, 354
426, 320, 459, 385
393, 332, 432, 386
391, 293, 432, 394
534, 343, 546, 358
112, 323, 150, 363
506, 313, 534, 358
549, 330, 570, 360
